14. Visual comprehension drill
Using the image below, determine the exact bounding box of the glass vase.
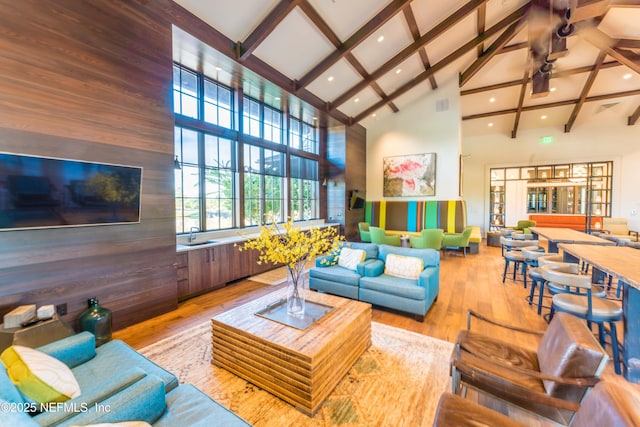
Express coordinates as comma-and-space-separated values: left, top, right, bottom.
286, 260, 307, 317
78, 297, 112, 347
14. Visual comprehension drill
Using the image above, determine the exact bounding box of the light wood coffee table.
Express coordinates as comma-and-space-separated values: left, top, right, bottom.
211, 289, 371, 416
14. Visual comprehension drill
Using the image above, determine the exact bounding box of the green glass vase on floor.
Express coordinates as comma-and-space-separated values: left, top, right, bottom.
79, 297, 112, 346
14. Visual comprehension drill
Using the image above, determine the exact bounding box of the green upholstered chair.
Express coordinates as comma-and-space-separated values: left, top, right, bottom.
442, 227, 473, 257
369, 226, 401, 246
358, 222, 371, 242
514, 219, 536, 233
410, 229, 443, 250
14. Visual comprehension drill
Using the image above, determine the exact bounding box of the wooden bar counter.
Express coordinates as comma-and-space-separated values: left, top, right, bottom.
559, 244, 640, 383
211, 289, 371, 416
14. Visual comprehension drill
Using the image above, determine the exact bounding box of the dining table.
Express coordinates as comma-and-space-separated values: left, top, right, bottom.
529, 226, 616, 253
559, 243, 640, 383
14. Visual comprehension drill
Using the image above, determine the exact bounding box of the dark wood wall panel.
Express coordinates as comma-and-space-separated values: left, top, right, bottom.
0, 0, 178, 330
345, 125, 367, 241
327, 124, 366, 241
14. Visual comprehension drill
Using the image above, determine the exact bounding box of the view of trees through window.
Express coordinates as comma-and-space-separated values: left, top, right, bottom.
173, 63, 320, 234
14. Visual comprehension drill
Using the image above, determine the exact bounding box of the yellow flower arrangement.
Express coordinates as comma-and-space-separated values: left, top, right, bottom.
237, 217, 343, 269
237, 217, 343, 316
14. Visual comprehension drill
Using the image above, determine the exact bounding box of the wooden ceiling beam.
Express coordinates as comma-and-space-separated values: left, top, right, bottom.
615, 39, 640, 50
352, 5, 528, 123
346, 53, 399, 112
628, 104, 640, 125
564, 51, 606, 132
403, 5, 437, 90
511, 65, 531, 138
498, 41, 529, 55
462, 88, 640, 120
168, 1, 351, 125
299, 1, 399, 113
581, 26, 640, 74
295, 0, 412, 90
238, 0, 302, 60
477, 5, 487, 57
460, 61, 621, 95
331, 0, 495, 111
460, 17, 527, 87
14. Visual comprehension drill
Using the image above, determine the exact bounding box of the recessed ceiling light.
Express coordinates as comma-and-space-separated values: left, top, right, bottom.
488, 122, 494, 127
327, 76, 334, 82
372, 113, 377, 118
623, 73, 632, 80
215, 66, 222, 71
274, 97, 280, 101
395, 69, 402, 74
541, 115, 547, 120
377, 36, 384, 43
489, 97, 495, 103
550, 87, 556, 92
354, 98, 360, 103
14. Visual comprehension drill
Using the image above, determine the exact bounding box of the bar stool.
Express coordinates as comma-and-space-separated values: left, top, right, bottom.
544, 263, 623, 374
522, 247, 548, 311
501, 237, 541, 285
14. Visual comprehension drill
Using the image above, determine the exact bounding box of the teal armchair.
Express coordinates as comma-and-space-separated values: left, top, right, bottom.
358, 222, 371, 242
410, 229, 444, 250
369, 226, 401, 246
442, 226, 473, 257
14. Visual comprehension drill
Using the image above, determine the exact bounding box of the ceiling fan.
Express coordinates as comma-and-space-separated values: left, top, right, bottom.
527, 0, 612, 97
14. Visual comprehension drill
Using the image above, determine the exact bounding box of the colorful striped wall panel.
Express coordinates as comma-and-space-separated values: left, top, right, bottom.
364, 200, 467, 233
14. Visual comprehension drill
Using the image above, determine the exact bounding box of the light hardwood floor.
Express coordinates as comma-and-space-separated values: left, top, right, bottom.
115, 242, 550, 349
114, 241, 623, 426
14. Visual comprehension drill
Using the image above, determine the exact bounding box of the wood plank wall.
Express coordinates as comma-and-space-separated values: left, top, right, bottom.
327, 125, 366, 241
0, 0, 178, 330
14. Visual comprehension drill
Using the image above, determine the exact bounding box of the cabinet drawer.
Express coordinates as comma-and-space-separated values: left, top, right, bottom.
176, 267, 189, 281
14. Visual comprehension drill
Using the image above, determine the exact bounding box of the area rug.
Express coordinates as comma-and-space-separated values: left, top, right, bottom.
139, 319, 454, 426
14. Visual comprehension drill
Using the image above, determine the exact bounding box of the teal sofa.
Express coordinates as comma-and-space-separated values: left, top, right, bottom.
308, 242, 379, 299
310, 243, 440, 320
0, 332, 250, 427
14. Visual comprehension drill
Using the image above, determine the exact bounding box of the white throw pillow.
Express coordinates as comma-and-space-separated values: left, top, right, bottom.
337, 247, 366, 271
1, 345, 81, 404
384, 254, 424, 280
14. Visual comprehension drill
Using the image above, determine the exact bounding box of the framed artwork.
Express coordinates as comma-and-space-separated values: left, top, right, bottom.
383, 153, 436, 197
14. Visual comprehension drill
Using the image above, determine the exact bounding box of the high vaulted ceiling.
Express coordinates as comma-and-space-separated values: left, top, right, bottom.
171, 0, 640, 137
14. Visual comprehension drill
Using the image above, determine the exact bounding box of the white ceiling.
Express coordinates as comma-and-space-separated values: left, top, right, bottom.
172, 0, 640, 137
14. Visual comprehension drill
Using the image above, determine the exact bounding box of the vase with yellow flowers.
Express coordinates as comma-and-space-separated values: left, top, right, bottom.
238, 217, 342, 317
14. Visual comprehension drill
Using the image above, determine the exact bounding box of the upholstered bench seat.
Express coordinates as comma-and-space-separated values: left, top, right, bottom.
308, 265, 363, 299
359, 275, 427, 300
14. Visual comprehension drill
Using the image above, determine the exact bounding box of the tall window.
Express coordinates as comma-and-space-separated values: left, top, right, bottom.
204, 135, 236, 230
243, 98, 261, 138
244, 145, 285, 225
264, 105, 282, 144
173, 62, 321, 233
175, 127, 237, 233
203, 78, 232, 128
290, 117, 318, 154
290, 155, 319, 220
175, 128, 200, 233
173, 66, 198, 119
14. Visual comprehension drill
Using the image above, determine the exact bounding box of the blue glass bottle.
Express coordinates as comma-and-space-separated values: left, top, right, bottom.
79, 298, 112, 346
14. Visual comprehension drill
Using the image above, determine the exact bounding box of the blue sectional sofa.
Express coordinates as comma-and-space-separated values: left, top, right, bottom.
0, 332, 250, 427
310, 243, 440, 319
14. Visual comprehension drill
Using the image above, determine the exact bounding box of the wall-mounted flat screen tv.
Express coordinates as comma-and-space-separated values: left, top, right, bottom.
0, 152, 142, 231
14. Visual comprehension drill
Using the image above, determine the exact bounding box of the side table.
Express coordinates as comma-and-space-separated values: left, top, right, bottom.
0, 315, 74, 353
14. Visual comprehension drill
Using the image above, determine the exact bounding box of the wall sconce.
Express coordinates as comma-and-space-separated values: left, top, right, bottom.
174, 156, 181, 170
322, 176, 328, 187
